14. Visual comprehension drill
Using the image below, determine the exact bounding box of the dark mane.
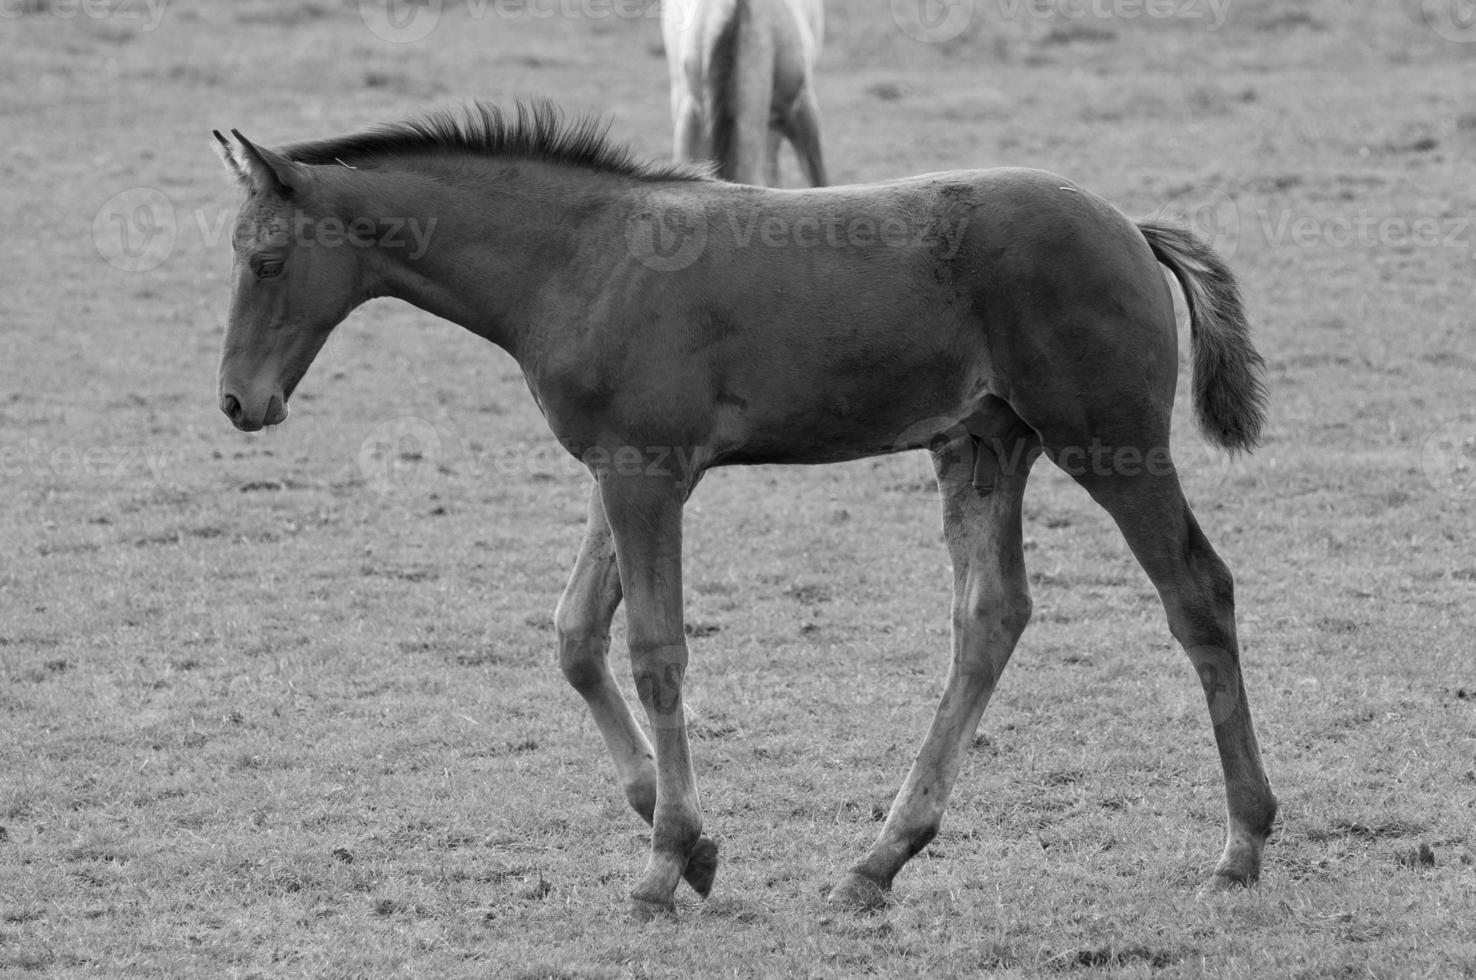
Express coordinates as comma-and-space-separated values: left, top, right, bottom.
280, 100, 710, 183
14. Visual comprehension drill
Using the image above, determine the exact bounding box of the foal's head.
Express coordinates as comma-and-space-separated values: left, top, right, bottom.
214, 132, 365, 431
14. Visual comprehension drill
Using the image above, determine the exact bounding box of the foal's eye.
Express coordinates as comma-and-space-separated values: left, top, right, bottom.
253, 259, 284, 280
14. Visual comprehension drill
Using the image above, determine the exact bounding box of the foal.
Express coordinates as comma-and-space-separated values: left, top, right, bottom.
663, 0, 827, 185
214, 103, 1276, 919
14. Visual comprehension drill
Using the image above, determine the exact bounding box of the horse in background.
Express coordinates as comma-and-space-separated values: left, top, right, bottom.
662, 0, 827, 186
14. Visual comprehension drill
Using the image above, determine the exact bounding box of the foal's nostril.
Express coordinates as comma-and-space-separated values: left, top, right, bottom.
222, 393, 243, 423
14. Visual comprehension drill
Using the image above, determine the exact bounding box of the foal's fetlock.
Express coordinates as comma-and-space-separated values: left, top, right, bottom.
682, 836, 720, 897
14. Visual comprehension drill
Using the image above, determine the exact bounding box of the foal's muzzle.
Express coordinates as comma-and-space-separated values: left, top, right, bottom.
220, 391, 287, 432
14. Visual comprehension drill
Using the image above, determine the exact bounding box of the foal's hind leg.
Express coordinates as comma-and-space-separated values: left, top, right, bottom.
556, 485, 718, 899
828, 431, 1035, 909
1066, 454, 1277, 890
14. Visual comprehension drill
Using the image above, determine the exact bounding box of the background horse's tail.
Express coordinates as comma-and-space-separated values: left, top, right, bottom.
709, 0, 771, 182
1138, 221, 1267, 453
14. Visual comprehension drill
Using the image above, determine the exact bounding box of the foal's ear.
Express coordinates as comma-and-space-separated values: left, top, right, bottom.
213, 130, 248, 184
227, 129, 311, 197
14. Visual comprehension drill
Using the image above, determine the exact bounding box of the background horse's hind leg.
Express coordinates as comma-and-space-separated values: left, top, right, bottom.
555, 484, 718, 899
1066, 453, 1277, 890
671, 91, 706, 164
779, 84, 827, 186
828, 432, 1035, 910
765, 128, 783, 187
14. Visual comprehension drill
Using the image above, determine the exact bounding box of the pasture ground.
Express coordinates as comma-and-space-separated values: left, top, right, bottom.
2, 1, 1474, 976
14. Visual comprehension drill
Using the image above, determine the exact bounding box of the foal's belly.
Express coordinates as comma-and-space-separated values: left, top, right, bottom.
702, 329, 994, 466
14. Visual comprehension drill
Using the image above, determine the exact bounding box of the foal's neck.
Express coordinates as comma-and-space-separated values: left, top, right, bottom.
352, 158, 628, 359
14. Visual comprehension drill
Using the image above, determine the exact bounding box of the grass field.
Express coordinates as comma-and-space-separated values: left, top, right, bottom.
2, 0, 1475, 976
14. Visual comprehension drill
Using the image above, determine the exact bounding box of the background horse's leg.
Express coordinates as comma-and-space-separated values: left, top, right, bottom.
598, 472, 705, 919
1066, 456, 1277, 892
828, 432, 1035, 910
779, 84, 827, 187
671, 90, 706, 164
556, 485, 718, 898
719, 1, 776, 183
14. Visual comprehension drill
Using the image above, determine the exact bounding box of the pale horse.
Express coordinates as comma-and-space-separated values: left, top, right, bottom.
663, 0, 827, 186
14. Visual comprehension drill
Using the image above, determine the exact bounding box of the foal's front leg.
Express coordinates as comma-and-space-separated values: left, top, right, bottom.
555, 485, 718, 900
556, 487, 654, 813
597, 472, 705, 918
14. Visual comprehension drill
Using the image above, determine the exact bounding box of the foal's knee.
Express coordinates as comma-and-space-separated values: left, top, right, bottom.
953, 585, 1033, 643
998, 589, 1033, 638
555, 607, 610, 694
952, 581, 1032, 676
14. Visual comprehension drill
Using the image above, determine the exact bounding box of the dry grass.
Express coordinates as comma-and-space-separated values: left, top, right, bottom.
1, 1, 1474, 977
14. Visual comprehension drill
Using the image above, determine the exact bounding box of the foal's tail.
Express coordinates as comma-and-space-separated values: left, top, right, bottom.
708, 0, 770, 182
1138, 221, 1267, 454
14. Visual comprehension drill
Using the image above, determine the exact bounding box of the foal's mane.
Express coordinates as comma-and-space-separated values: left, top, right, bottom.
281, 100, 709, 183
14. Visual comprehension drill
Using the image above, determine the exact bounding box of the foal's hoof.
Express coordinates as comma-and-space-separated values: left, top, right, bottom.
629, 896, 677, 922
682, 836, 719, 898
1197, 870, 1256, 898
825, 873, 890, 912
